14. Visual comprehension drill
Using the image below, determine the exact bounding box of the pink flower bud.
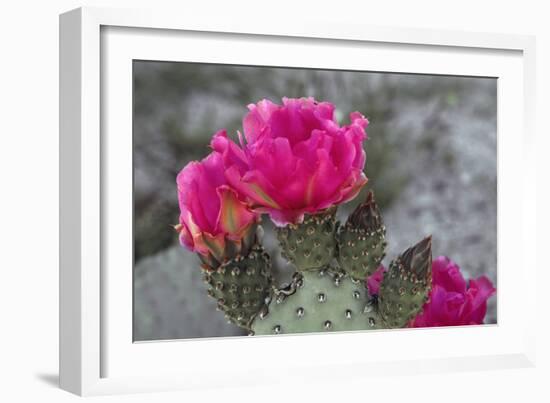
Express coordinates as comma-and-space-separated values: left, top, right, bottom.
176, 136, 258, 257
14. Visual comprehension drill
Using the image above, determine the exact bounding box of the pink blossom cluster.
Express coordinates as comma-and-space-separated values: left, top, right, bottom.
176, 97, 368, 256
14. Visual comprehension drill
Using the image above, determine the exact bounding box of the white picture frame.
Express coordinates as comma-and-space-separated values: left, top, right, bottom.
59, 6, 537, 396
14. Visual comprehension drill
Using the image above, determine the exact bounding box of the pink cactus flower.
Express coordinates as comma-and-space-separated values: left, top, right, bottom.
410, 256, 496, 327
176, 132, 258, 258
366, 256, 496, 327
212, 97, 369, 226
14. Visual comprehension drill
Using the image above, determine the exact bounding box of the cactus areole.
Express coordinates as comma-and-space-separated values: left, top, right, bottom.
175, 97, 496, 335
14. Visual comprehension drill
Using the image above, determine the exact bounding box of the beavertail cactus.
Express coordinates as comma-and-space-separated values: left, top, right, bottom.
175, 97, 496, 336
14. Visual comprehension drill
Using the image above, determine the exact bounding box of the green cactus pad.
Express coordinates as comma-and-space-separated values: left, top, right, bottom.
378, 236, 432, 328
277, 207, 338, 271
337, 191, 387, 281
251, 269, 383, 335
202, 244, 273, 330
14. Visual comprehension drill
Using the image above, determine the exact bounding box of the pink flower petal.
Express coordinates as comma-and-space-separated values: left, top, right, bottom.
432, 256, 467, 294
210, 129, 249, 173
367, 265, 386, 296
216, 185, 257, 238
243, 99, 278, 143
463, 276, 496, 324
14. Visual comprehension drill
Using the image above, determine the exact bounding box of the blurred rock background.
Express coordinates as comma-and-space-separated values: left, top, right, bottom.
133, 61, 497, 341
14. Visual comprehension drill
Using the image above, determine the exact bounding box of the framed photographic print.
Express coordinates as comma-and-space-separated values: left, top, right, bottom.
59, 6, 537, 396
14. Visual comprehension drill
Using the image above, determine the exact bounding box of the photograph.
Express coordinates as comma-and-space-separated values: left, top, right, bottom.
2, 0, 545, 400
132, 61, 497, 341
0, 0, 550, 403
